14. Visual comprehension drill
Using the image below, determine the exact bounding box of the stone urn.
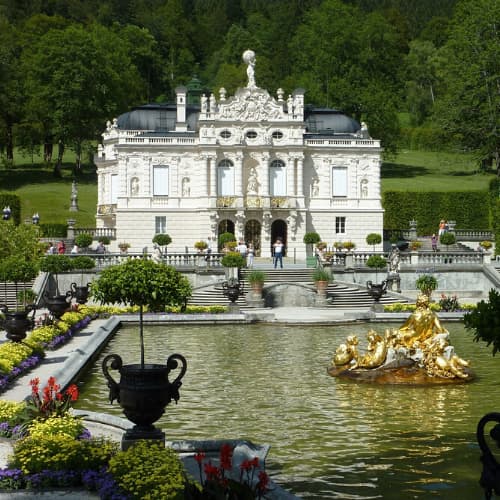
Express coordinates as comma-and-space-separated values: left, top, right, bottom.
71, 282, 91, 305
44, 292, 72, 318
366, 280, 388, 302
102, 353, 187, 445
0, 304, 36, 342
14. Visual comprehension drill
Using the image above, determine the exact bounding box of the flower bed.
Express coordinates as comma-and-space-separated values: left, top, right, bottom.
0, 306, 96, 394
0, 380, 270, 498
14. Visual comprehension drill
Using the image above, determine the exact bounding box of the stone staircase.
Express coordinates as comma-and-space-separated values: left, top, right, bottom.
188, 268, 408, 309
0, 281, 36, 311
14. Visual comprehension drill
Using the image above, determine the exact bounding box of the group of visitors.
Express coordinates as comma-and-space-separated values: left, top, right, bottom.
234, 237, 285, 268
236, 239, 255, 268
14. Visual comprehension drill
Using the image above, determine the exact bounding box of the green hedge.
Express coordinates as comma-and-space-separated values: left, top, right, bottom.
39, 223, 67, 238
0, 193, 21, 225
383, 190, 491, 235
398, 127, 456, 151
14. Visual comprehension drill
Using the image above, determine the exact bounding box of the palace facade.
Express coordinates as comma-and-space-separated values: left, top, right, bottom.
94, 53, 383, 258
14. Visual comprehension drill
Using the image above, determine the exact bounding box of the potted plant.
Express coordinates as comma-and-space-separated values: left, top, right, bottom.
74, 233, 93, 252
194, 240, 208, 253
39, 254, 74, 318
440, 232, 456, 250
312, 267, 331, 297
98, 236, 111, 246
0, 256, 39, 341
333, 241, 344, 252
247, 269, 266, 293
415, 274, 438, 298
410, 240, 423, 251
343, 241, 356, 252
480, 240, 493, 252
221, 251, 245, 280
118, 242, 131, 254
92, 258, 191, 445
152, 233, 172, 255
303, 232, 321, 267
69, 255, 95, 304
316, 241, 327, 251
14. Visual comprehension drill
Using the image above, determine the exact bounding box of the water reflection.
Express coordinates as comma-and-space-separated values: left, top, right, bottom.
75, 322, 494, 499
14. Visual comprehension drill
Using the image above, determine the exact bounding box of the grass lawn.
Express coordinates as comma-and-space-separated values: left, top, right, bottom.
0, 147, 497, 226
381, 150, 496, 192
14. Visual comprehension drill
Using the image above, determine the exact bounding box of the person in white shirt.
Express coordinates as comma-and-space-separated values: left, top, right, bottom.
236, 239, 248, 260
273, 239, 284, 269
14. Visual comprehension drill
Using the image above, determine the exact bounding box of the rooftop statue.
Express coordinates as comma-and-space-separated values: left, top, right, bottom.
329, 294, 472, 384
243, 49, 257, 89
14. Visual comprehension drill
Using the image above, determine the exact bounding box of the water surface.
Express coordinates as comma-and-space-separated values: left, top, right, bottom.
75, 322, 496, 499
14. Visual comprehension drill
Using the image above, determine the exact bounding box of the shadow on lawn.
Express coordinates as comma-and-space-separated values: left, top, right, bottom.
0, 164, 96, 190
381, 162, 429, 178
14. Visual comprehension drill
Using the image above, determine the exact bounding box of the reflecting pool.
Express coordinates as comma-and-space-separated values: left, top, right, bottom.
75, 322, 497, 499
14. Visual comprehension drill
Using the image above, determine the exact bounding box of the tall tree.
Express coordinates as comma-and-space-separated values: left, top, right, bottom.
433, 0, 500, 171
0, 16, 22, 163
21, 23, 143, 175
289, 0, 405, 154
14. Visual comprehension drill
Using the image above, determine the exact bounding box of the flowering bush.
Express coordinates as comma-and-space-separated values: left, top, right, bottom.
439, 293, 460, 312
188, 443, 269, 499
26, 376, 79, 420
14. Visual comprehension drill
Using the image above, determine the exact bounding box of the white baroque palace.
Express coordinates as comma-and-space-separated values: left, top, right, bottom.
94, 51, 383, 258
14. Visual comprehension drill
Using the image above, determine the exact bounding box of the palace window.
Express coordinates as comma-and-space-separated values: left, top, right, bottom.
246, 130, 257, 139
155, 216, 167, 234
272, 130, 283, 140
220, 129, 232, 139
332, 167, 348, 197
217, 159, 234, 195
153, 165, 169, 196
335, 217, 346, 234
270, 159, 286, 196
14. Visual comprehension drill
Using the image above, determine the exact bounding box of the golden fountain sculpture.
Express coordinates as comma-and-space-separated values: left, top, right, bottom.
328, 294, 473, 384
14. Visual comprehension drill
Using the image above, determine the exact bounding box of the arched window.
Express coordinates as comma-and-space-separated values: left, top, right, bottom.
269, 159, 286, 196
217, 159, 234, 195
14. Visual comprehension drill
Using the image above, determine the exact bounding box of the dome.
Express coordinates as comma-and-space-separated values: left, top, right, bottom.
304, 106, 360, 135
116, 104, 199, 132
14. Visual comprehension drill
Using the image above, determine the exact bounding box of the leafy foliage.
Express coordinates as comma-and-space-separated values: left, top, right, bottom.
366, 233, 382, 247
439, 232, 456, 247
312, 268, 331, 282
415, 274, 438, 296
74, 233, 93, 248
464, 289, 500, 355
366, 255, 387, 269
152, 233, 172, 249
303, 232, 321, 245
221, 252, 246, 268
90, 258, 191, 309
108, 441, 187, 500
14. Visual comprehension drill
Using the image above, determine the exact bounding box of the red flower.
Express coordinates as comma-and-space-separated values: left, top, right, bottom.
194, 451, 205, 465
220, 443, 233, 471
257, 471, 269, 492
204, 462, 220, 481
65, 384, 79, 401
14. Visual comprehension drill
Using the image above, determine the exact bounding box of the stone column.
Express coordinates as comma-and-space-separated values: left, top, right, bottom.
297, 156, 304, 197
209, 157, 217, 197
261, 153, 270, 197
287, 156, 295, 196
235, 154, 243, 197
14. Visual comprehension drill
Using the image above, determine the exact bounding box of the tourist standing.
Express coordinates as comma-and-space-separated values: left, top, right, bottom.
70, 244, 79, 255
247, 243, 255, 268
273, 238, 284, 269
95, 241, 105, 254
236, 239, 248, 260
431, 234, 438, 252
57, 240, 66, 254
438, 220, 446, 237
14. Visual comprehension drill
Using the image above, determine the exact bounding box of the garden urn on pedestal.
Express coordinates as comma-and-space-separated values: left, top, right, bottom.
92, 258, 192, 449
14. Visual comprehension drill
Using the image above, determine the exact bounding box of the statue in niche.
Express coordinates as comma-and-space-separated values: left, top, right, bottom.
131, 177, 139, 196
311, 178, 319, 197
287, 95, 294, 116
242, 50, 256, 89
182, 177, 190, 197
247, 168, 259, 195
361, 179, 368, 198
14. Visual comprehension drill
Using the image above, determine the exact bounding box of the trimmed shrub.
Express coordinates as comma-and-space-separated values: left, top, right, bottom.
39, 223, 67, 238
108, 441, 187, 499
221, 251, 245, 268
74, 233, 93, 249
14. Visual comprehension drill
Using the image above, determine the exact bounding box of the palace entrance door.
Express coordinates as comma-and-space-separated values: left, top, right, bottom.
244, 220, 261, 256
